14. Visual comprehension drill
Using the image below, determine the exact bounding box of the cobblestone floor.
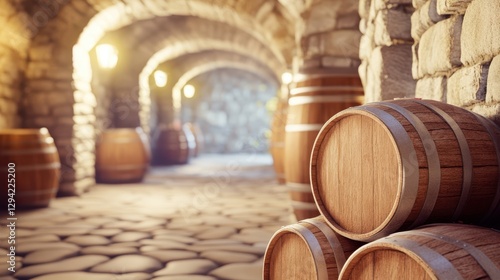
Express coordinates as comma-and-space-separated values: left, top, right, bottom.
0, 154, 294, 280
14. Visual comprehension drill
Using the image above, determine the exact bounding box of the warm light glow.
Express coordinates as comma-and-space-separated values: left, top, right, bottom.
96, 44, 118, 69
183, 84, 196, 99
154, 70, 168, 87
281, 72, 293, 85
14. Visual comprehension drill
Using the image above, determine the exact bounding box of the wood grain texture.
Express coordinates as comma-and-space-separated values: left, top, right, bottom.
264, 216, 364, 280
0, 128, 60, 208
285, 74, 364, 221
95, 128, 151, 183
311, 99, 500, 241
270, 97, 287, 184
154, 124, 189, 165
340, 224, 500, 279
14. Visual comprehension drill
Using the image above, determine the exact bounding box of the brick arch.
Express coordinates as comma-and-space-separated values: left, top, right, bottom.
138, 39, 281, 135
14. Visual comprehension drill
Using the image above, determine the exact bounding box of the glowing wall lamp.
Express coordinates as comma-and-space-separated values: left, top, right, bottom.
281, 71, 293, 85
154, 70, 168, 87
96, 44, 118, 69
183, 84, 195, 99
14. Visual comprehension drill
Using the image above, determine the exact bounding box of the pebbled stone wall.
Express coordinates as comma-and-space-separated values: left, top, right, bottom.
411, 0, 500, 124
181, 69, 278, 154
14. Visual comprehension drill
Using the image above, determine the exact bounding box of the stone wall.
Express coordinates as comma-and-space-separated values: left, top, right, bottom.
359, 0, 416, 102
181, 69, 278, 154
412, 0, 500, 124
299, 0, 362, 72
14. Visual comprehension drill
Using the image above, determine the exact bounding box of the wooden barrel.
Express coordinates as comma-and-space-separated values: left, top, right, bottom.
185, 122, 204, 157
263, 216, 364, 280
95, 128, 151, 183
311, 99, 500, 241
182, 123, 197, 158
270, 97, 288, 184
0, 128, 60, 208
154, 124, 189, 164
285, 73, 364, 220
340, 224, 500, 279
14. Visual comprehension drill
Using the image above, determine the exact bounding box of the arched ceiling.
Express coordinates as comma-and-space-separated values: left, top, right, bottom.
76, 0, 296, 69
98, 15, 284, 83
156, 50, 277, 86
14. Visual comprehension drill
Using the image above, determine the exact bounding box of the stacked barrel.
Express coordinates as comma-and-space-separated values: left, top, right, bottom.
283, 73, 364, 220
264, 99, 500, 279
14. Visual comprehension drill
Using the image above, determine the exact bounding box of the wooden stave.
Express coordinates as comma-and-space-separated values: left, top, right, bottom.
339, 224, 500, 280
263, 216, 364, 280
0, 128, 60, 208
95, 128, 150, 183
310, 99, 500, 241
270, 97, 288, 184
182, 124, 197, 158
285, 75, 364, 221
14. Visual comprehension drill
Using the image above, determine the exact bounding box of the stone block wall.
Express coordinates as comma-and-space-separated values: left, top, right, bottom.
412, 0, 500, 124
359, 0, 416, 102
299, 0, 362, 72
182, 69, 277, 154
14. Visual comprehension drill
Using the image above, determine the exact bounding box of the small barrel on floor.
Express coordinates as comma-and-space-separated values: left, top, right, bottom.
184, 122, 204, 157
182, 123, 197, 158
264, 216, 364, 280
95, 127, 151, 183
0, 128, 60, 208
311, 99, 500, 241
340, 224, 500, 279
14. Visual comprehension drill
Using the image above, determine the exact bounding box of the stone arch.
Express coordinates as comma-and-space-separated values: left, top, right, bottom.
22, 0, 293, 195
139, 40, 282, 135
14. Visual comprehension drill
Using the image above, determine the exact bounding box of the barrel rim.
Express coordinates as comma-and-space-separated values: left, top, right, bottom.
263, 218, 334, 280
310, 107, 410, 241
339, 236, 440, 280
293, 73, 361, 83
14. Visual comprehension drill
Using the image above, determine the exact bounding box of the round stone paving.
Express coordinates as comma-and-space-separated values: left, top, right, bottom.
0, 155, 294, 279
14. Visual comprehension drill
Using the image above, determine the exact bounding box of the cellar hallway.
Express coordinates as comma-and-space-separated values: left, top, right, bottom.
0, 154, 293, 280
1, 0, 500, 279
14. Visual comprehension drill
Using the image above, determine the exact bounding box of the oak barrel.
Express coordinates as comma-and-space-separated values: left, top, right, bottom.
0, 128, 60, 208
285, 73, 364, 220
270, 96, 288, 184
263, 216, 364, 280
311, 99, 500, 241
340, 224, 500, 279
95, 128, 151, 183
154, 124, 189, 164
184, 122, 203, 157
182, 124, 197, 158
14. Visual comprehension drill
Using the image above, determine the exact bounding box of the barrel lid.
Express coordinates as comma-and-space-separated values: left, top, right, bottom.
310, 107, 412, 241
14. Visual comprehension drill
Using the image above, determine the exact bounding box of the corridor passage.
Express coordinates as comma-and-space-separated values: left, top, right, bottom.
1, 154, 293, 280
